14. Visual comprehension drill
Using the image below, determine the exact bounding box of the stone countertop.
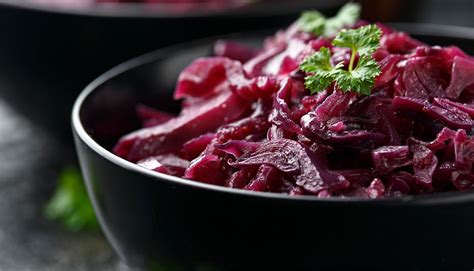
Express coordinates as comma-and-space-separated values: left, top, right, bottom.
0, 73, 120, 270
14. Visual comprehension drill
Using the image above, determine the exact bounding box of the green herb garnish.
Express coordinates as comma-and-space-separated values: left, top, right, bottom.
44, 167, 99, 232
298, 2, 361, 37
300, 24, 382, 95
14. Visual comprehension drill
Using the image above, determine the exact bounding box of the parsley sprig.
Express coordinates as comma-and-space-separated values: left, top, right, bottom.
298, 2, 361, 37
300, 24, 382, 96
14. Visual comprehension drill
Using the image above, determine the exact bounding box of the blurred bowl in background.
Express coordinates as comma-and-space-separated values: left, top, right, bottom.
0, 0, 344, 141
13, 0, 338, 17
24, 0, 252, 16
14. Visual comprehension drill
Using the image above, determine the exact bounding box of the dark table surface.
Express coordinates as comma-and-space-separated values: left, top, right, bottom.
0, 0, 473, 270
0, 72, 120, 270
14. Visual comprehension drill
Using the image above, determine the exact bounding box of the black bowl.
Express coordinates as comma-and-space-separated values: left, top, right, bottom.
73, 24, 474, 271
0, 1, 343, 142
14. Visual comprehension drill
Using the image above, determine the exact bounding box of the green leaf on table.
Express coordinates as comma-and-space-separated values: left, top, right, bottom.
44, 166, 99, 232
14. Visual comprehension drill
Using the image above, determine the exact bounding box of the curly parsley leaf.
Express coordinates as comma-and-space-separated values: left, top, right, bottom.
298, 2, 361, 37
332, 24, 382, 56
300, 24, 382, 95
333, 55, 381, 95
44, 166, 99, 232
298, 10, 326, 36
300, 47, 344, 94
325, 2, 361, 36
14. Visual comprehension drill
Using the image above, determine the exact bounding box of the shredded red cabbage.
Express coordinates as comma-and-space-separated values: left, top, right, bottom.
114, 20, 474, 198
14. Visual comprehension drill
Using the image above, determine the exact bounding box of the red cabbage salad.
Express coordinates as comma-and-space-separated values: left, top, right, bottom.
114, 3, 474, 198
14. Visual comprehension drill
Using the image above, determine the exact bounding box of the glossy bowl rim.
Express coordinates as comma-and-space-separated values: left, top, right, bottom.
0, 0, 344, 19
72, 22, 474, 206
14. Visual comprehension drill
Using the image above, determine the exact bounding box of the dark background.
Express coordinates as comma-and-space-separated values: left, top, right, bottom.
0, 0, 472, 270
